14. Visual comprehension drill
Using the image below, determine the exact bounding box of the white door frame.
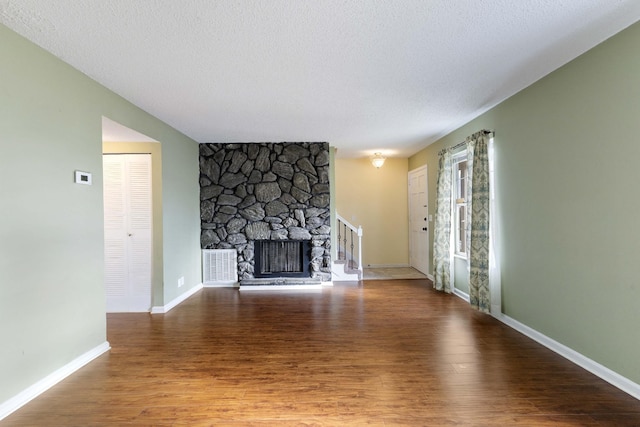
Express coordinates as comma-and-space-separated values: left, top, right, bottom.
103, 153, 152, 313
408, 165, 429, 275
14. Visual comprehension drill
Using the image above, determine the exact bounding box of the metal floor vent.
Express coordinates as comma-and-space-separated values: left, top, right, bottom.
202, 249, 238, 286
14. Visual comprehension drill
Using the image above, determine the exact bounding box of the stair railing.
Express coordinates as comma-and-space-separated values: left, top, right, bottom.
336, 213, 363, 276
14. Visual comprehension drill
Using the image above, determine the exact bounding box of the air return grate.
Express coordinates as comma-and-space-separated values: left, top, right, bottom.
202, 249, 238, 286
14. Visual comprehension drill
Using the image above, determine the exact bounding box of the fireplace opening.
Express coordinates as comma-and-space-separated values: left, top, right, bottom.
254, 240, 310, 278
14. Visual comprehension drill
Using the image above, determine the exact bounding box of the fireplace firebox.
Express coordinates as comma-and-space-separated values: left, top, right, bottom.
254, 240, 310, 278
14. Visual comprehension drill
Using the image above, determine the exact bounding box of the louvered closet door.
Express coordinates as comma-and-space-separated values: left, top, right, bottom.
103, 154, 152, 312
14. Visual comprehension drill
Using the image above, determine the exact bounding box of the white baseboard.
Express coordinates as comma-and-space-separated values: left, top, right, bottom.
498, 314, 640, 401
239, 284, 323, 291
151, 283, 203, 314
446, 286, 638, 400
0, 341, 111, 421
365, 263, 411, 268
321, 281, 334, 287
426, 273, 434, 281
453, 287, 470, 302
203, 281, 238, 288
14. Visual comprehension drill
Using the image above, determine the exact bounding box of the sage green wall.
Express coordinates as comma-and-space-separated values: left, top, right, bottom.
409, 21, 640, 384
159, 135, 200, 305
330, 147, 337, 261
0, 23, 200, 405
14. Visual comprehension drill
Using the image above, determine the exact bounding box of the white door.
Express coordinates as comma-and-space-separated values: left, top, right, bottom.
409, 166, 429, 275
103, 154, 152, 312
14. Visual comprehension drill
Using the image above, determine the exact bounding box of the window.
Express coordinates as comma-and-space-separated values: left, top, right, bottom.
453, 153, 468, 257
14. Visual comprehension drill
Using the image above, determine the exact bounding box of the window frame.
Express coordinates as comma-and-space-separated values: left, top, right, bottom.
452, 151, 468, 259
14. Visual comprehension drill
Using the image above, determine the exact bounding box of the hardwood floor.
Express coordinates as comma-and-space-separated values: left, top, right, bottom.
4, 280, 640, 426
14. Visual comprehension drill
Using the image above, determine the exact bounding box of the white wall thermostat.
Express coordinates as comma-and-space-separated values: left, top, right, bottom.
74, 170, 92, 185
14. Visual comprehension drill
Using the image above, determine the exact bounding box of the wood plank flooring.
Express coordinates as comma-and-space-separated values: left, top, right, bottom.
4, 279, 640, 426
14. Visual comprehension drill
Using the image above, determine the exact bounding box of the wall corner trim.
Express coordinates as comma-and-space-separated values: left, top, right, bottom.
0, 341, 111, 421
151, 284, 203, 314
498, 314, 640, 401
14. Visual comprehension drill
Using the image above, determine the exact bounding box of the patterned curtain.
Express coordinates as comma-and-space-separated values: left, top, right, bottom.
433, 150, 452, 293
466, 132, 491, 313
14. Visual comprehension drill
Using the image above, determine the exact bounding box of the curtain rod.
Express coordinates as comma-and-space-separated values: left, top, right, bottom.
438, 129, 494, 156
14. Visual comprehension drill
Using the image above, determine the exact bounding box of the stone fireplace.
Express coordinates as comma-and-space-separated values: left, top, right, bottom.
199, 142, 331, 284
254, 240, 310, 278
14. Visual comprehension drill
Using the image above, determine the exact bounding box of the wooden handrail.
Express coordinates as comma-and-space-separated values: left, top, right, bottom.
336, 213, 363, 274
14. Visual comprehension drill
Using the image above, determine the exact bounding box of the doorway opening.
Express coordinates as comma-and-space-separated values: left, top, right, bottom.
103, 153, 152, 312
102, 117, 161, 313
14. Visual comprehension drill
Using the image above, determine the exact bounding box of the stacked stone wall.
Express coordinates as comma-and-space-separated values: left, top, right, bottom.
199, 142, 331, 281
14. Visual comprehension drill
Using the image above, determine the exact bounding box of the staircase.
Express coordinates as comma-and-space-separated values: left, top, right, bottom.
332, 214, 363, 281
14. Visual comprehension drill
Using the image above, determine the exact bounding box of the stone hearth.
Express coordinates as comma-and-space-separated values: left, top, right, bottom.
199, 142, 331, 282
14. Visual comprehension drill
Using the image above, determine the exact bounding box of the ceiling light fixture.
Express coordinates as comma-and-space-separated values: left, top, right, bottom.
370, 152, 386, 168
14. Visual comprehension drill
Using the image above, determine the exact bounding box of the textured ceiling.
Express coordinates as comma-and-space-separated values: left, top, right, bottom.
2, 1, 640, 157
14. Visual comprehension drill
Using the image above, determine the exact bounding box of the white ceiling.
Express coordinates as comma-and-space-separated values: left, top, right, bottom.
102, 117, 158, 143
2, 1, 640, 157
